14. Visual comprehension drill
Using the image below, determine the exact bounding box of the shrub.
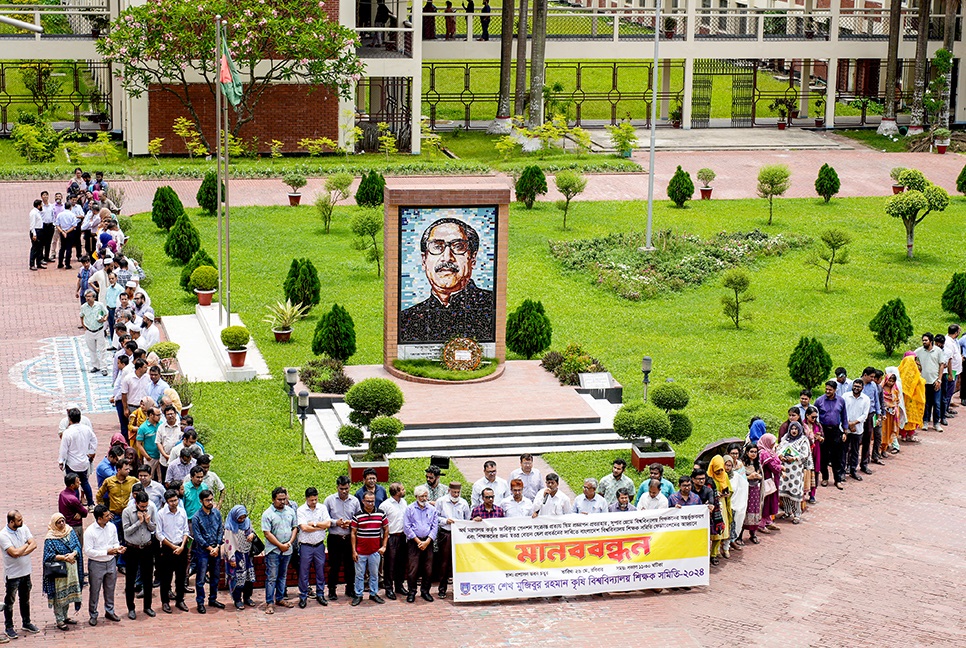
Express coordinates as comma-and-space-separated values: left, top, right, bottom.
554, 170, 587, 230
283, 259, 300, 303
283, 171, 307, 194
667, 165, 695, 207
757, 164, 791, 225
515, 165, 548, 209
351, 210, 383, 276
366, 415, 405, 457
163, 213, 201, 263
116, 214, 133, 233
814, 163, 840, 203
123, 243, 144, 265
650, 383, 690, 412
696, 168, 716, 187
787, 336, 832, 389
151, 186, 184, 231
869, 297, 914, 356
941, 272, 966, 319
957, 164, 966, 195
316, 172, 353, 234
220, 325, 250, 350
284, 258, 321, 311
666, 411, 693, 445
263, 299, 310, 332
355, 170, 386, 207
549, 343, 607, 385
300, 356, 354, 394
890, 167, 907, 184
196, 170, 222, 215
613, 401, 672, 447
540, 350, 565, 373
340, 378, 405, 459
180, 249, 216, 292
721, 268, 754, 329
506, 299, 553, 359
149, 342, 180, 363
312, 303, 356, 361
605, 120, 638, 157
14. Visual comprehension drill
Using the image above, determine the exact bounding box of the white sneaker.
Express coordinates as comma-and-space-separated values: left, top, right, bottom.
935, 424, 944, 433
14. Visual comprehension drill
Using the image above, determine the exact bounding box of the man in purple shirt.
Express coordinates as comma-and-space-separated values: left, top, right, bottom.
59, 473, 89, 547
814, 380, 849, 489
668, 476, 702, 507
402, 485, 438, 603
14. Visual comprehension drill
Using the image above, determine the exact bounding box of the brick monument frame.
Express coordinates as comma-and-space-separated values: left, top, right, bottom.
383, 178, 510, 369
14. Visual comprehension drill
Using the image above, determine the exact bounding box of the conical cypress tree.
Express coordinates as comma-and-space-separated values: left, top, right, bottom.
814, 163, 841, 203
196, 170, 223, 216
151, 186, 184, 231
284, 258, 321, 311
941, 272, 966, 319
355, 171, 386, 207
869, 298, 914, 356
313, 303, 356, 361
163, 213, 201, 263
787, 336, 832, 390
667, 166, 695, 207
506, 299, 553, 359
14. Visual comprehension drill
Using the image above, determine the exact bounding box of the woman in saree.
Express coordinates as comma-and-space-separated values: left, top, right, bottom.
42, 513, 84, 631
223, 505, 257, 610
709, 455, 732, 561
802, 405, 823, 505
898, 351, 925, 442
880, 367, 905, 454
725, 454, 747, 549
776, 421, 813, 524
740, 444, 763, 544
757, 433, 782, 532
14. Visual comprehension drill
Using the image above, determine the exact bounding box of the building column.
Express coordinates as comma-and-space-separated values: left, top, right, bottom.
800, 59, 811, 118
825, 57, 837, 128
682, 56, 694, 128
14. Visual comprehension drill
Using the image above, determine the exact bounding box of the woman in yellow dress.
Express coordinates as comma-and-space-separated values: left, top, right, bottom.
898, 351, 925, 443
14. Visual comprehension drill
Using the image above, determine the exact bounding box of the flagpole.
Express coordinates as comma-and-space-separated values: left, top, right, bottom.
215, 15, 223, 327
223, 18, 231, 328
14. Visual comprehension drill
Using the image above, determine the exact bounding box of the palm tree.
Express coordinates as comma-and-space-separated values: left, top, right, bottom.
908, 0, 930, 134
527, 0, 547, 126
877, 0, 903, 135
488, 0, 516, 133
514, 0, 530, 116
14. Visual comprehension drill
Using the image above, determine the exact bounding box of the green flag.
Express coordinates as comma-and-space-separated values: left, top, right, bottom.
218, 28, 242, 106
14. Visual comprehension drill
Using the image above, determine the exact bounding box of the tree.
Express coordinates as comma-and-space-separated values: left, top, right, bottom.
487, 0, 516, 133
806, 229, 851, 291
284, 258, 321, 311
351, 210, 383, 277
196, 170, 222, 216
667, 165, 695, 207
650, 382, 693, 445
613, 402, 672, 450
514, 0, 530, 117
941, 272, 966, 319
721, 268, 754, 329
869, 298, 914, 356
527, 0, 548, 126
179, 248, 216, 292
787, 336, 833, 390
909, 0, 930, 134
554, 170, 587, 230
316, 172, 353, 234
506, 299, 553, 359
877, 0, 903, 136
151, 186, 184, 231
757, 164, 791, 225
355, 170, 385, 207
886, 169, 950, 258
163, 213, 201, 263
283, 258, 301, 305
338, 378, 404, 460
924, 49, 953, 128
97, 0, 364, 151
515, 166, 548, 209
814, 163, 841, 203
313, 303, 356, 361
957, 164, 966, 195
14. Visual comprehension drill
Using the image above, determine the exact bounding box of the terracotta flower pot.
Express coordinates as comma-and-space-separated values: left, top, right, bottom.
180, 403, 193, 418
288, 193, 302, 206
777, 122, 787, 131
630, 441, 676, 472
700, 187, 713, 200
814, 119, 824, 127
227, 348, 247, 368
272, 328, 292, 343
892, 184, 904, 194
348, 455, 390, 482
194, 289, 215, 306
936, 144, 948, 154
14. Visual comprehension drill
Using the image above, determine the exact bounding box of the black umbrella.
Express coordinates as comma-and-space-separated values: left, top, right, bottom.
695, 437, 745, 465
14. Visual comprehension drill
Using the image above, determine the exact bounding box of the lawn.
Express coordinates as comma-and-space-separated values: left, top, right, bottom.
837, 129, 912, 153
129, 187, 965, 507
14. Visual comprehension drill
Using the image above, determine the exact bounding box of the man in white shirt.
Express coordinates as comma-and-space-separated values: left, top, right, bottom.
843, 380, 871, 482
85, 505, 124, 626
573, 478, 608, 514
57, 403, 93, 439
636, 480, 669, 510
532, 473, 572, 517
470, 461, 509, 508
0, 511, 40, 638
941, 325, 962, 425
28, 199, 45, 271
156, 489, 190, 613
156, 406, 182, 480
499, 479, 534, 518
58, 408, 98, 507
597, 458, 635, 504
140, 311, 161, 350
378, 483, 408, 600
133, 465, 166, 510
88, 257, 115, 306
508, 453, 542, 500
435, 482, 469, 599
915, 333, 946, 432
121, 359, 150, 420
297, 486, 331, 609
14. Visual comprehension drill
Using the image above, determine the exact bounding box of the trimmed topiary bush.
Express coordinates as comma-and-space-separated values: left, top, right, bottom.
151, 186, 184, 231
651, 383, 690, 412
355, 170, 386, 207
869, 297, 913, 356
299, 356, 355, 394
666, 165, 695, 207
312, 303, 356, 361
814, 163, 841, 203
189, 265, 218, 291
787, 336, 832, 390
180, 248, 216, 292
284, 258, 321, 311
515, 165, 548, 209
338, 377, 405, 460
506, 299, 552, 359
613, 401, 672, 449
220, 325, 250, 350
941, 272, 966, 319
957, 164, 966, 195
666, 411, 693, 445
163, 213, 201, 263
196, 170, 222, 216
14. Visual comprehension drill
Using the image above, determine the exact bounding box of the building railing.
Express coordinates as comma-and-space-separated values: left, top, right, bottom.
355, 23, 414, 58
0, 1, 110, 39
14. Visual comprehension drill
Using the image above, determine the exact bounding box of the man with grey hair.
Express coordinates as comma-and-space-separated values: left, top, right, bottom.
403, 485, 438, 603
573, 478, 608, 514
435, 481, 469, 599
80, 288, 109, 375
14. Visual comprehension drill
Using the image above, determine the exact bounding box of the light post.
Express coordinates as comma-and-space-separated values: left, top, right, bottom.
641, 355, 653, 404
643, 0, 661, 252
285, 368, 298, 428
297, 390, 309, 454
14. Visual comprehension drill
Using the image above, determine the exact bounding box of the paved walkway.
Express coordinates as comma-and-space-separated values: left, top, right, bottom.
2, 151, 965, 644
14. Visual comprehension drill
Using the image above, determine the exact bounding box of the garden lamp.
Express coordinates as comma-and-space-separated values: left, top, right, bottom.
285, 368, 298, 428
297, 390, 310, 454
641, 356, 652, 404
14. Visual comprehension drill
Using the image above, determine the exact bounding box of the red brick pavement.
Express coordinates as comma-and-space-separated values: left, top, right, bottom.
2, 170, 966, 646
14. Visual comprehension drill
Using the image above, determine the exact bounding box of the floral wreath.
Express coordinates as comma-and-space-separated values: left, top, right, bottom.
442, 337, 483, 371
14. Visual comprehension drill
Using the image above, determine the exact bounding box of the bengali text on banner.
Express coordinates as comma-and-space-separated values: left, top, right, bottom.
451, 507, 709, 602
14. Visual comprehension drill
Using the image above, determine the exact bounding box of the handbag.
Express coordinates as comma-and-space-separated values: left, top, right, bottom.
762, 478, 777, 497
43, 560, 68, 579
250, 533, 265, 556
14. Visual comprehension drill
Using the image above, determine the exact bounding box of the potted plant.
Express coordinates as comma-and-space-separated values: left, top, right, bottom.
283, 171, 307, 206
813, 96, 826, 127
933, 127, 951, 154
171, 373, 194, 417
221, 325, 250, 368
149, 342, 181, 381
696, 167, 716, 199
189, 265, 218, 306
769, 98, 793, 129
337, 378, 405, 481
663, 16, 677, 39
614, 382, 693, 471
262, 299, 310, 343
890, 166, 907, 194
804, 17, 815, 39
89, 14, 110, 38
605, 120, 638, 158
669, 102, 683, 129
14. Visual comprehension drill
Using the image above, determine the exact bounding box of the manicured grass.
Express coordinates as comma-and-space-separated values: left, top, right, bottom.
441, 130, 642, 172
837, 129, 911, 153
392, 358, 501, 381
130, 189, 966, 500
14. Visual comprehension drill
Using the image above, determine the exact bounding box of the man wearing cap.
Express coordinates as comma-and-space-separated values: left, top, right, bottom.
129, 323, 145, 350
140, 311, 160, 350
88, 256, 115, 304
81, 289, 109, 375
434, 481, 468, 599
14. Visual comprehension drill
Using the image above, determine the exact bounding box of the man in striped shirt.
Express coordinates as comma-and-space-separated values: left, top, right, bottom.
350, 492, 388, 607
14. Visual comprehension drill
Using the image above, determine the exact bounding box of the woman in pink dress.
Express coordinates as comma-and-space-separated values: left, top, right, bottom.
757, 433, 782, 533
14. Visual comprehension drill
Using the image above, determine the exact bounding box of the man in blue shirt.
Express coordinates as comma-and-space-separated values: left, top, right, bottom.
814, 380, 849, 489
403, 485, 438, 603
190, 489, 224, 614
860, 367, 882, 472
96, 446, 124, 488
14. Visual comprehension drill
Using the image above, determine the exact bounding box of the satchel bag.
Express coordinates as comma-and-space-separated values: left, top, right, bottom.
762, 477, 777, 497
250, 533, 265, 557
43, 560, 68, 579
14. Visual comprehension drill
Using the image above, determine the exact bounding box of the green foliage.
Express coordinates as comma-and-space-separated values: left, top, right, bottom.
298, 136, 339, 156
189, 265, 218, 291
612, 401, 672, 446
123, 243, 144, 265
696, 168, 716, 187
495, 135, 519, 161
312, 303, 356, 361
667, 165, 695, 208
814, 163, 840, 203
506, 299, 553, 359
284, 258, 321, 311
787, 336, 832, 390
220, 325, 250, 350
367, 415, 405, 457
148, 341, 180, 359
650, 383, 690, 412
720, 268, 754, 329
887, 169, 950, 257
351, 210, 383, 277
11, 116, 65, 163
806, 229, 851, 292
869, 298, 914, 356
344, 378, 404, 428
262, 299, 310, 332
554, 169, 587, 229
163, 212, 201, 263
757, 164, 791, 224
605, 120, 638, 157
316, 172, 353, 234
957, 165, 966, 195
180, 248, 216, 292
21, 64, 63, 114
391, 358, 500, 381
941, 273, 966, 319
890, 167, 907, 184
898, 169, 926, 192
666, 411, 693, 445
354, 170, 386, 207
87, 132, 119, 163
283, 170, 307, 193
377, 122, 398, 159
196, 170, 222, 215
282, 259, 300, 304
151, 186, 185, 231
540, 350, 565, 373
300, 356, 354, 394
171, 116, 207, 158
147, 138, 164, 163
541, 342, 607, 386
515, 165, 548, 209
